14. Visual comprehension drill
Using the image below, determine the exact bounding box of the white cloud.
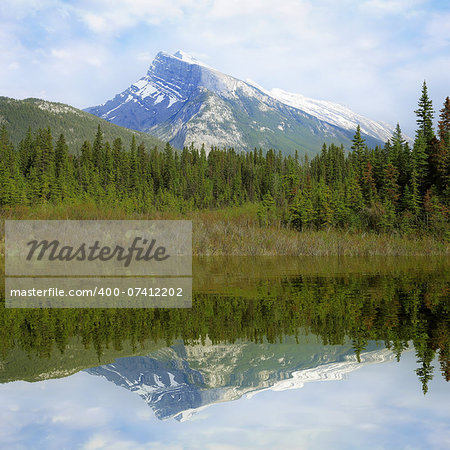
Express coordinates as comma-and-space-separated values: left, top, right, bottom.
0, 0, 59, 18
360, 0, 426, 16
76, 0, 190, 34
82, 13, 107, 34
207, 0, 311, 20
136, 51, 155, 62
0, 351, 449, 449
0, 0, 448, 134
51, 48, 71, 59
425, 12, 450, 50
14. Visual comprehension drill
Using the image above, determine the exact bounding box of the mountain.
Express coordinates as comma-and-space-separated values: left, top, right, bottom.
0, 96, 166, 153
85, 51, 395, 155
86, 337, 397, 421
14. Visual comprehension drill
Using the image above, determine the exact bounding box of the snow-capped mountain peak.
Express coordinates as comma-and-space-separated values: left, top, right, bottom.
172, 50, 211, 69
269, 87, 394, 143
86, 342, 399, 422
85, 51, 396, 154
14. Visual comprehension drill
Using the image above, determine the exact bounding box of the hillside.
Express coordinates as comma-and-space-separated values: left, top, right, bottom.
0, 96, 167, 152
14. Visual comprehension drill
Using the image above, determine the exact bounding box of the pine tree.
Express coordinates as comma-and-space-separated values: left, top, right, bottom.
390, 123, 408, 187
162, 142, 176, 192
438, 97, 450, 148
330, 188, 348, 228
290, 189, 315, 231
415, 81, 435, 143
0, 126, 26, 205
361, 161, 377, 205
316, 180, 334, 227
54, 133, 74, 201
128, 136, 139, 198
92, 124, 104, 169
411, 132, 428, 192
78, 140, 94, 197
436, 97, 450, 190
346, 173, 364, 212
31, 128, 55, 202
407, 168, 421, 219
383, 162, 400, 206
350, 125, 367, 177
112, 137, 127, 194
379, 199, 396, 232
102, 141, 116, 205
257, 191, 276, 226
18, 127, 35, 176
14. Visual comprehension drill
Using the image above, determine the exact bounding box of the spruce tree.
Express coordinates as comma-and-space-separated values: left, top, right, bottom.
411, 131, 429, 192
415, 81, 435, 143
383, 162, 400, 206
55, 134, 77, 201
436, 97, 450, 190
0, 126, 26, 205
350, 125, 367, 177
390, 124, 408, 186
92, 124, 104, 169
361, 161, 377, 205
438, 97, 450, 149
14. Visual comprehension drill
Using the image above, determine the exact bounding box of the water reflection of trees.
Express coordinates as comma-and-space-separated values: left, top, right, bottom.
0, 272, 448, 393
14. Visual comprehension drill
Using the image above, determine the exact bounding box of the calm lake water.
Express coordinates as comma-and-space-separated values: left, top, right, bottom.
0, 257, 449, 449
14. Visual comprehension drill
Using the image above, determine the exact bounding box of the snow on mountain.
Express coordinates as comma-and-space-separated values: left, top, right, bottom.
269, 88, 394, 143
86, 339, 399, 422
248, 348, 396, 397
86, 51, 396, 154
173, 50, 214, 70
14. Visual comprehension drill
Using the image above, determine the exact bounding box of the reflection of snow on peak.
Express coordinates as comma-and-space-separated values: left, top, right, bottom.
249, 348, 396, 398
87, 343, 399, 421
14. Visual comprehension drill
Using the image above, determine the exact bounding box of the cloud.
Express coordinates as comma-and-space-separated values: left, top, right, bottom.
0, 0, 448, 135
82, 13, 107, 34
360, 0, 426, 16
207, 0, 311, 20
76, 0, 190, 34
0, 351, 449, 449
425, 12, 450, 49
0, 0, 59, 18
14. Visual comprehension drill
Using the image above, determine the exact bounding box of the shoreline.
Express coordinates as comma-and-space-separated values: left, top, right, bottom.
0, 203, 449, 258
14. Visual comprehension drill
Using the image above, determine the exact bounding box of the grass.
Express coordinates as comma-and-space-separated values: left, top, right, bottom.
191, 204, 449, 256
0, 202, 449, 257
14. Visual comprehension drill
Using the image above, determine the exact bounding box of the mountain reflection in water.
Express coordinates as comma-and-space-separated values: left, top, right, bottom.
86, 339, 399, 421
1, 256, 449, 399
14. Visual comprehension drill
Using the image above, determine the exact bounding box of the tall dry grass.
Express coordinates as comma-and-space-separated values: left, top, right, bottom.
0, 202, 448, 258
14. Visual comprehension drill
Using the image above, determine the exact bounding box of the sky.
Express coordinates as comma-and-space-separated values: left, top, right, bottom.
0, 0, 449, 136
0, 351, 449, 449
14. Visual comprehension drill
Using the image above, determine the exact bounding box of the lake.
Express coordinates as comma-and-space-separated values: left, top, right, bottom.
0, 256, 449, 449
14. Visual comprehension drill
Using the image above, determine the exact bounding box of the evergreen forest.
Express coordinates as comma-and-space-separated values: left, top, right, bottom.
0, 82, 448, 236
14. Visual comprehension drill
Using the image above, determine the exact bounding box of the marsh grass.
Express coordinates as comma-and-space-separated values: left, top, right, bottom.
0, 202, 448, 261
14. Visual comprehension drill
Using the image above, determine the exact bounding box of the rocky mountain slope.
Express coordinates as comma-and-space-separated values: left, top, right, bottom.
87, 338, 396, 421
86, 51, 395, 155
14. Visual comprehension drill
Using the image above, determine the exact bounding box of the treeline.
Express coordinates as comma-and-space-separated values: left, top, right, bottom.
0, 82, 448, 234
